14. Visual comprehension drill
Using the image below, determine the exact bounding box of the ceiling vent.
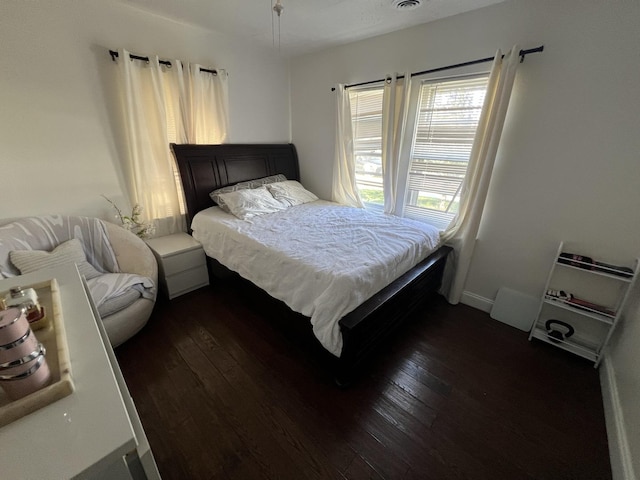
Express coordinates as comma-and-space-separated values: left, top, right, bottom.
392, 0, 422, 10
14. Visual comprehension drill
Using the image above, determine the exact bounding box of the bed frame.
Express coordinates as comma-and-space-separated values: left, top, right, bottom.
171, 143, 452, 385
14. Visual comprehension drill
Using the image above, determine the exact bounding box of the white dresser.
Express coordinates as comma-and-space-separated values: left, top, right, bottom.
0, 265, 160, 479
145, 233, 209, 299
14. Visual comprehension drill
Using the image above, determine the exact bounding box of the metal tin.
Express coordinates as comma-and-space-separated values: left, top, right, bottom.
0, 308, 40, 368
0, 307, 23, 330
0, 308, 31, 348
0, 351, 51, 401
0, 344, 46, 369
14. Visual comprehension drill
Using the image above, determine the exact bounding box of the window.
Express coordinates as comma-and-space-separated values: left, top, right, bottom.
349, 74, 489, 229
350, 87, 384, 209
404, 75, 489, 229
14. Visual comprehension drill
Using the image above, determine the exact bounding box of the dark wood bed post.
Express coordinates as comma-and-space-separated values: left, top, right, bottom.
170, 143, 452, 386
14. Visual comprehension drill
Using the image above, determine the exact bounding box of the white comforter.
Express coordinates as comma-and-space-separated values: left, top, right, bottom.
191, 201, 440, 357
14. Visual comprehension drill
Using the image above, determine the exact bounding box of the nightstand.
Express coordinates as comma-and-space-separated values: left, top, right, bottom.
145, 233, 209, 299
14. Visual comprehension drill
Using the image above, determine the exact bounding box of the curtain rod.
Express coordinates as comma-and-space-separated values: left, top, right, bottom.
330, 45, 544, 91
108, 50, 219, 75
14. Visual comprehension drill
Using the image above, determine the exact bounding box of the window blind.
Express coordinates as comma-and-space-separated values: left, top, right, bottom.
404, 75, 489, 229
350, 87, 384, 207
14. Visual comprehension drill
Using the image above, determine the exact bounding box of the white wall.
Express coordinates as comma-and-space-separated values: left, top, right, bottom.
290, 0, 640, 475
0, 0, 290, 220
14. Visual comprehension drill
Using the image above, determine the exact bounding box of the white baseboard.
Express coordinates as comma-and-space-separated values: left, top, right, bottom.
460, 291, 493, 313
600, 356, 636, 480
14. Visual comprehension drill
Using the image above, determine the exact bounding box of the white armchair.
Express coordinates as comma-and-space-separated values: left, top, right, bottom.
0, 216, 157, 347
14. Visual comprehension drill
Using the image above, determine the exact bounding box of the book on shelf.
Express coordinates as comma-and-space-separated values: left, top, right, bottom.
558, 252, 633, 278
545, 290, 615, 317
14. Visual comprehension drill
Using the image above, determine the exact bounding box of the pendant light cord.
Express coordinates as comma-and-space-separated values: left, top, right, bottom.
272, 0, 284, 52
271, 0, 275, 47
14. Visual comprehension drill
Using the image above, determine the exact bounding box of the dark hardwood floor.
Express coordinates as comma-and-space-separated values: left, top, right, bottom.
116, 280, 611, 480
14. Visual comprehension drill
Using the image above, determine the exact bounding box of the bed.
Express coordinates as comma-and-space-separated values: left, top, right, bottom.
171, 143, 452, 384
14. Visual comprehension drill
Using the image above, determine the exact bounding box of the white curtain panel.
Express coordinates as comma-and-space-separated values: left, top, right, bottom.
116, 49, 185, 236
381, 73, 411, 214
185, 64, 229, 143
115, 50, 229, 236
162, 59, 188, 144
332, 84, 364, 208
440, 45, 521, 304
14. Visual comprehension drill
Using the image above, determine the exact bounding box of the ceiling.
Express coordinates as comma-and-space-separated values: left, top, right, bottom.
121, 0, 507, 57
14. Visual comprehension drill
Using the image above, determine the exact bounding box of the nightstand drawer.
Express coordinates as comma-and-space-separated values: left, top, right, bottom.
163, 265, 209, 299
162, 248, 206, 276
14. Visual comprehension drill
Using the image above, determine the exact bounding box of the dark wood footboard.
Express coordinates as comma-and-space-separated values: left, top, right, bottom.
205, 246, 451, 386
336, 245, 451, 385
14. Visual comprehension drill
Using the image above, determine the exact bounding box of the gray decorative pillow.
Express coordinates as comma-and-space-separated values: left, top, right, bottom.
10, 238, 102, 279
210, 174, 287, 213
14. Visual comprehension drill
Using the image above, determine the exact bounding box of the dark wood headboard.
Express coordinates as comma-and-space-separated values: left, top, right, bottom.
170, 143, 300, 227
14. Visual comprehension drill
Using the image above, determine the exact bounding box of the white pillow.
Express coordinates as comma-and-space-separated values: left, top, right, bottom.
209, 174, 287, 213
267, 180, 318, 207
217, 187, 287, 220
10, 238, 102, 279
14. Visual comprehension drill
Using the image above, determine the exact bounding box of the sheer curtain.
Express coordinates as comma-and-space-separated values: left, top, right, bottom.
332, 84, 364, 208
440, 45, 521, 303
381, 73, 411, 214
114, 49, 229, 236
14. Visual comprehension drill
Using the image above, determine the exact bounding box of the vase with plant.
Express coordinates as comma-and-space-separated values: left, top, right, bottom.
102, 195, 156, 239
